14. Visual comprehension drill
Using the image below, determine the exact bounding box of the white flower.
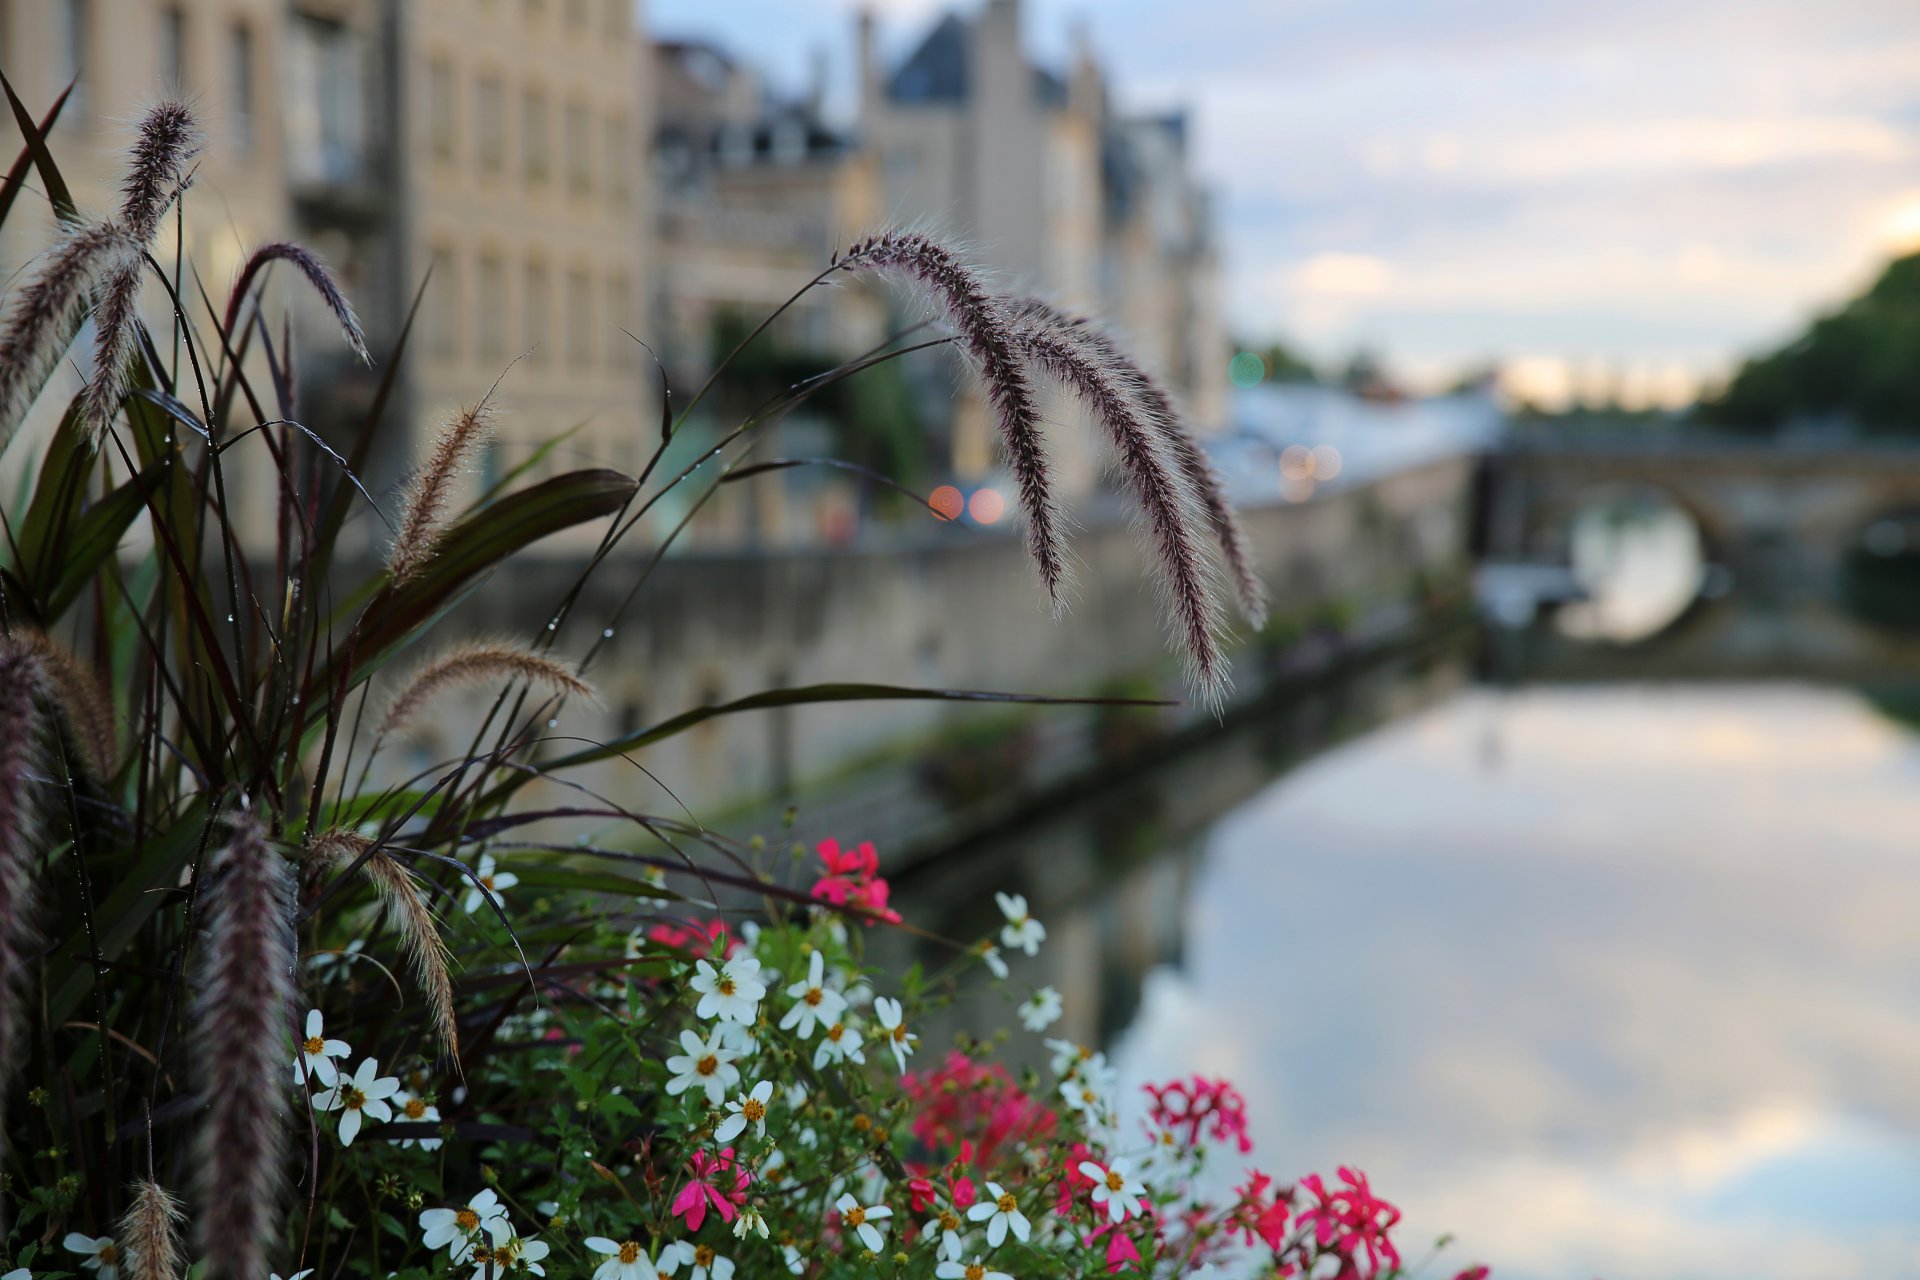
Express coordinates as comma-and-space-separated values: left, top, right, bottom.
1045, 1038, 1086, 1075
833, 1193, 892, 1253
994, 892, 1046, 956
872, 997, 916, 1073
781, 1244, 805, 1275
293, 1008, 350, 1087
811, 1018, 864, 1069
1078, 1156, 1147, 1223
393, 1089, 443, 1149
664, 1027, 741, 1107
313, 1057, 400, 1145
583, 1239, 681, 1280
479, 1235, 551, 1279
270, 1271, 315, 1280
419, 1189, 513, 1262
732, 1206, 768, 1240
966, 1182, 1030, 1248
778, 951, 846, 1038
937, 1260, 1011, 1280
461, 852, 519, 914
714, 1079, 775, 1144
686, 1243, 734, 1280
63, 1235, 120, 1280
1058, 1073, 1115, 1121
4, 1268, 32, 1280
1019, 987, 1063, 1032
690, 955, 767, 1025
922, 1205, 969, 1261
978, 943, 1008, 979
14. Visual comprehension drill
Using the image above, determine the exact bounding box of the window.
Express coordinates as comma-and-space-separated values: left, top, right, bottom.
522, 88, 549, 186
605, 115, 630, 206
287, 16, 365, 185
57, 0, 89, 114
476, 72, 505, 174
229, 23, 255, 151
426, 246, 459, 359
564, 101, 591, 196
565, 267, 592, 369
477, 252, 507, 361
523, 260, 549, 365
604, 272, 631, 364
426, 57, 455, 162
159, 7, 187, 93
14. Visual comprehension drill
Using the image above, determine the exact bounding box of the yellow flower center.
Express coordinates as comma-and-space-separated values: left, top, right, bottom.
965, 1266, 985, 1280
718, 977, 736, 996
697, 1054, 718, 1076
694, 1246, 715, 1267
997, 1192, 1016, 1213
892, 1024, 910, 1043
481, 875, 495, 890
1105, 1171, 1125, 1192
939, 1210, 960, 1231
742, 1098, 766, 1123
405, 1098, 428, 1119
843, 1206, 866, 1228
455, 1209, 480, 1232
97, 1245, 120, 1266
303, 1035, 325, 1055
804, 988, 823, 1006
343, 1086, 367, 1111
1081, 1088, 1096, 1105
826, 1024, 844, 1042
617, 1241, 642, 1264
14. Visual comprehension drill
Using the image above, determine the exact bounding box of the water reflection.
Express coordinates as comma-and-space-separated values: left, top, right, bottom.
1554, 486, 1707, 644
894, 669, 1920, 1279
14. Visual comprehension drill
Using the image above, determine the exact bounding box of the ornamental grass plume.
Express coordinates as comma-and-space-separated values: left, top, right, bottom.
12, 629, 116, 778
1005, 302, 1227, 697
0, 642, 49, 1177
307, 829, 460, 1064
1012, 296, 1267, 627
379, 641, 595, 737
0, 219, 137, 447
388, 402, 494, 584
833, 232, 1068, 609
118, 1179, 187, 1280
221, 242, 369, 366
191, 813, 294, 1280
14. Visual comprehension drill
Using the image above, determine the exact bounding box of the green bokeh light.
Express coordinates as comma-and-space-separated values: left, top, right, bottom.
1228, 351, 1267, 388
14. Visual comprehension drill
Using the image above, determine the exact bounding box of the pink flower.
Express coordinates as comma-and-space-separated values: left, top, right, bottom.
809, 839, 901, 925
649, 918, 734, 959
1143, 1075, 1253, 1152
1085, 1218, 1142, 1274
1453, 1268, 1490, 1280
672, 1147, 750, 1232
1298, 1167, 1401, 1278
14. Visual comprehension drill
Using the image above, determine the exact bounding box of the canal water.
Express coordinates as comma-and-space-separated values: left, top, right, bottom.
892, 500, 1920, 1279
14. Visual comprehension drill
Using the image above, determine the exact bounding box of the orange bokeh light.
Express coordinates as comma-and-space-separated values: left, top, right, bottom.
968, 487, 1007, 524
929, 485, 965, 521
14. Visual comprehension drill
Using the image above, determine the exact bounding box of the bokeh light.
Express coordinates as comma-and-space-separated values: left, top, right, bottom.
1311, 444, 1343, 481
929, 485, 964, 521
967, 487, 1006, 524
1228, 351, 1267, 388
1280, 444, 1315, 481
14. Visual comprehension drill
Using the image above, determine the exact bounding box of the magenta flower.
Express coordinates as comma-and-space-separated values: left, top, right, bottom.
672, 1147, 750, 1232
1298, 1167, 1401, 1278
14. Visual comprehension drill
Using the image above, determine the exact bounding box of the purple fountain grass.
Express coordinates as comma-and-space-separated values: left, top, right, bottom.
117, 100, 202, 244
191, 813, 294, 1280
834, 231, 1069, 609
118, 1179, 186, 1280
379, 641, 596, 738
221, 242, 370, 367
1012, 297, 1267, 627
14, 631, 117, 778
0, 219, 138, 450
1005, 305, 1229, 699
0, 642, 48, 1181
389, 402, 494, 585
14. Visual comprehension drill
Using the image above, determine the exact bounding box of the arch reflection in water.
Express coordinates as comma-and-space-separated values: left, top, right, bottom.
1555, 485, 1707, 644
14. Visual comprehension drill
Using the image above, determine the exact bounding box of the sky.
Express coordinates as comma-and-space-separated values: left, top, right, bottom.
648, 0, 1920, 405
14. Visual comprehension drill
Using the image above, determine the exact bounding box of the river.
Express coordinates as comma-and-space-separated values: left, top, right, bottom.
890, 498, 1920, 1279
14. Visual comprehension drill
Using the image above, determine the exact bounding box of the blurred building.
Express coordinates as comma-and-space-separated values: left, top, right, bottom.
0, 0, 652, 531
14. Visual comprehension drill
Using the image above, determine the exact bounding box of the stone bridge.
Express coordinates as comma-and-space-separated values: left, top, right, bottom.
1481, 431, 1920, 593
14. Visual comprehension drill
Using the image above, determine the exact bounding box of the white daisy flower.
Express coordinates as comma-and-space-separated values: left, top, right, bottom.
714, 1079, 774, 1144
269, 1273, 314, 1280
832, 1193, 891, 1253
1045, 1038, 1086, 1075
582, 1238, 680, 1280
872, 997, 916, 1073
293, 1008, 350, 1087
419, 1188, 512, 1262
778, 951, 846, 1038
63, 1234, 120, 1280
461, 852, 519, 915
810, 1019, 864, 1070
1058, 1074, 1115, 1121
471, 1235, 550, 1279
313, 1057, 401, 1145
937, 1260, 1011, 1280
781, 1244, 805, 1275
994, 892, 1046, 956
978, 943, 1008, 979
715, 1018, 757, 1057
1019, 987, 1063, 1032
1078, 1156, 1147, 1223
4, 1268, 33, 1280
922, 1205, 968, 1261
965, 1183, 1030, 1248
664, 1026, 742, 1107
690, 955, 767, 1025
393, 1089, 443, 1149
686, 1243, 734, 1280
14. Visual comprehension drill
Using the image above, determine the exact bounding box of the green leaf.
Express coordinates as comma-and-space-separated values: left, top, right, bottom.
1, 71, 77, 223
37, 458, 164, 619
